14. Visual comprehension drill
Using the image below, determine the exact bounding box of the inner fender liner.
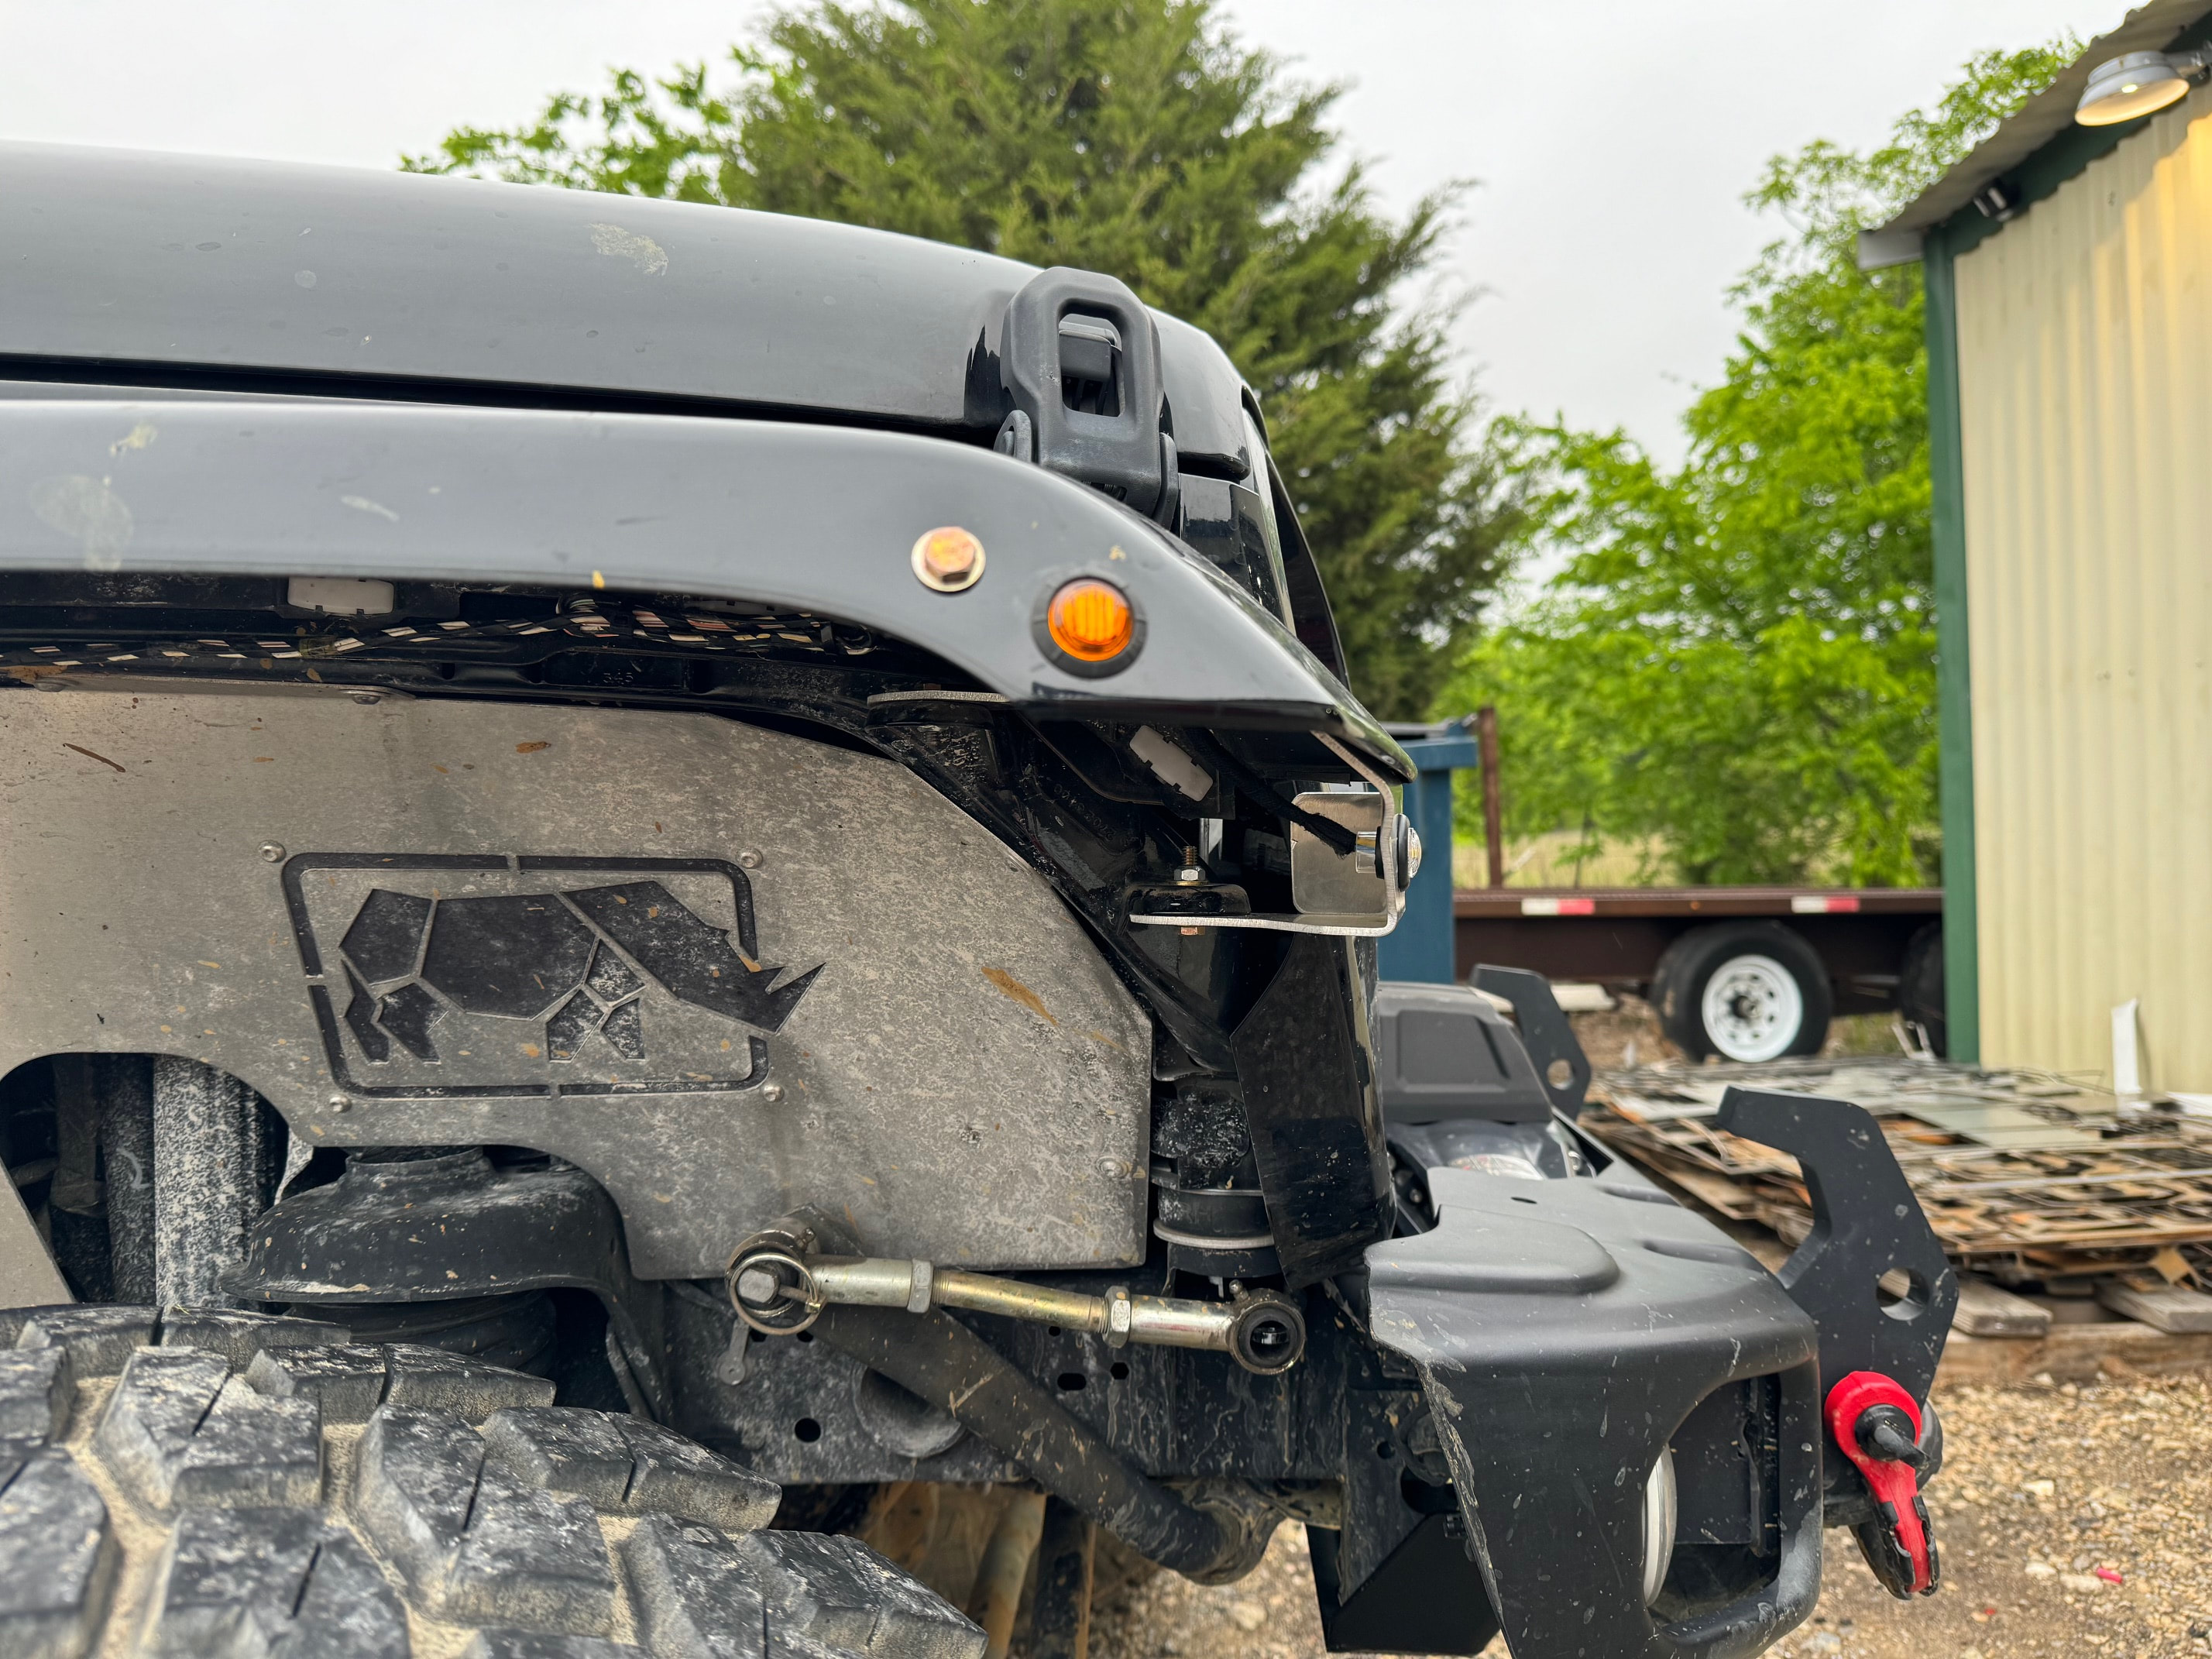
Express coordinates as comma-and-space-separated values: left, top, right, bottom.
1365, 1166, 1822, 1659
0, 682, 1151, 1277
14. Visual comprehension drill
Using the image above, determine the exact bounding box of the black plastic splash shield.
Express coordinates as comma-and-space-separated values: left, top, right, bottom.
1231, 935, 1394, 1287
1365, 1167, 1822, 1659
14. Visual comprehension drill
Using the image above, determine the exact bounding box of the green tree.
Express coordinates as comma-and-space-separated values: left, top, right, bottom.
1444, 42, 2075, 886
407, 0, 1520, 718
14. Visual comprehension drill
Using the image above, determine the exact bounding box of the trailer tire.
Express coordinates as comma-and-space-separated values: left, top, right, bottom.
0, 1305, 988, 1659
1898, 923, 1946, 1058
1652, 922, 1831, 1063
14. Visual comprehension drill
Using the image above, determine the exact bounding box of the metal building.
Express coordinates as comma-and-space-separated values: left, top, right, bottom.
1863, 2, 2212, 1090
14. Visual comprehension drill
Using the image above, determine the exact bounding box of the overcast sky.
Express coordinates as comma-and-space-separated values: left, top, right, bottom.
0, 0, 2119, 462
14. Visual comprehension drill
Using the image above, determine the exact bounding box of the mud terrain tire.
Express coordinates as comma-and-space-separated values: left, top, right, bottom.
0, 1304, 987, 1659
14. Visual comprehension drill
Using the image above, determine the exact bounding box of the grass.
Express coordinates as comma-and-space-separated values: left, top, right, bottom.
1450, 830, 1668, 889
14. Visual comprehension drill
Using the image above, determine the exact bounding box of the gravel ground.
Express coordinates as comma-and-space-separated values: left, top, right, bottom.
1094, 1375, 2212, 1658
1089, 1520, 1446, 1659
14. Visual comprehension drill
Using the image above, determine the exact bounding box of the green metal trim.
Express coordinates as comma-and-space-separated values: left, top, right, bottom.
1922, 225, 1977, 1064
1940, 116, 2141, 259
1935, 15, 2212, 258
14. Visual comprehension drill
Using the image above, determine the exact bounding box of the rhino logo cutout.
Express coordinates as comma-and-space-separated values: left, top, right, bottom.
336, 879, 819, 1066
284, 855, 819, 1099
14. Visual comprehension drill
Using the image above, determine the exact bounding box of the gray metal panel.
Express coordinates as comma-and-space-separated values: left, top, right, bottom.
0, 143, 1252, 472
1950, 88, 2212, 1090
0, 681, 1152, 1276
0, 1180, 71, 1308
1874, 0, 2212, 239
0, 397, 1410, 777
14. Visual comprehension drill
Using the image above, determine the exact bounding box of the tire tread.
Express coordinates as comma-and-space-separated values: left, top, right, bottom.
0, 1304, 984, 1659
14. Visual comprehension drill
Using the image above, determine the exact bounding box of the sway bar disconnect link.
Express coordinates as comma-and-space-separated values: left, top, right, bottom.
726, 1218, 1306, 1376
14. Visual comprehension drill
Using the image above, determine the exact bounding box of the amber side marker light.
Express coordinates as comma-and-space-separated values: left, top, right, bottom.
1045, 578, 1135, 663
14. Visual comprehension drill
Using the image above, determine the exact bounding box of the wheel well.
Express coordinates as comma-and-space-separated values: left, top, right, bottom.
0, 1055, 638, 1405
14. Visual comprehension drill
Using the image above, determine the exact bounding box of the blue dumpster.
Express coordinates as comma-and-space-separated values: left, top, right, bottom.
1376, 720, 1479, 984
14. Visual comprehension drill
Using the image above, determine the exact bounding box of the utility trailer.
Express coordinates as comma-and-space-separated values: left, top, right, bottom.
1454, 886, 1947, 1061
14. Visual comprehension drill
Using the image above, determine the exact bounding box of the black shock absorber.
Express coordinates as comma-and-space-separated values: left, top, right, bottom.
1152, 1178, 1279, 1281
1149, 1079, 1279, 1281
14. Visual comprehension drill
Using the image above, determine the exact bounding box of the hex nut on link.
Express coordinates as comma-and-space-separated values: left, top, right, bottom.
1105, 1286, 1134, 1348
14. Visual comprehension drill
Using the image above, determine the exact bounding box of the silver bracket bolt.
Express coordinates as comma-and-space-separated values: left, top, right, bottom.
327, 1094, 349, 1114
761, 1081, 785, 1104
738, 849, 764, 870
1098, 1157, 1128, 1179
259, 843, 287, 864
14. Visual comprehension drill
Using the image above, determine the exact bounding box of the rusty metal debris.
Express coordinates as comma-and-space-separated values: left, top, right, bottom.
1585, 1056, 2212, 1286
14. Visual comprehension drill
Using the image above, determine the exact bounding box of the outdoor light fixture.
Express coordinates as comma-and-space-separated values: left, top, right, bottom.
2076, 48, 2209, 125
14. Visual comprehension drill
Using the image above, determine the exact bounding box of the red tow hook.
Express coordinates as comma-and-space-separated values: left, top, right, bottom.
1826, 1370, 1939, 1598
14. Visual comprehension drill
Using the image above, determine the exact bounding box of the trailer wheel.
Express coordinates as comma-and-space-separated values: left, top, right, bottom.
0, 1305, 988, 1659
1652, 922, 1832, 1062
1898, 923, 1946, 1058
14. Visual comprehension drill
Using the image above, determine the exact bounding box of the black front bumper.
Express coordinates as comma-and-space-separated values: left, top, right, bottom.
1358, 1088, 1956, 1659
1366, 1165, 1819, 1658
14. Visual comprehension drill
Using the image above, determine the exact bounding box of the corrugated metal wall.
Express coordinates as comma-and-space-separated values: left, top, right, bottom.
1953, 85, 2212, 1091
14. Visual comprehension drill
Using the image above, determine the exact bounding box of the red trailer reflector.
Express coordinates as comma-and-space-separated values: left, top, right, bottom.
1791, 895, 1860, 914
1521, 896, 1596, 916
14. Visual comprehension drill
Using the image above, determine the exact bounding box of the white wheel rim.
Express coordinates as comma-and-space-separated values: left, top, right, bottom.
1698, 953, 1804, 1062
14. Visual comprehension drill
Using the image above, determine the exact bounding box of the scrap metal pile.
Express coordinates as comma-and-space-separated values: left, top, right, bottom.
1585, 1057, 2212, 1283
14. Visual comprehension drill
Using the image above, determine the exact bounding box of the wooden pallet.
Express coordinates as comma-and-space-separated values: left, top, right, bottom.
1585, 1058, 2212, 1281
